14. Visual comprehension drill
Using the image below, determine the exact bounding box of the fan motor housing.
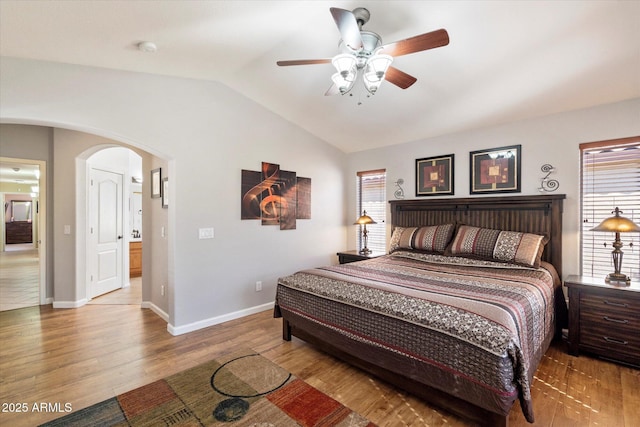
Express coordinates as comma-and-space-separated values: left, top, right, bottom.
339, 31, 382, 63
352, 7, 371, 26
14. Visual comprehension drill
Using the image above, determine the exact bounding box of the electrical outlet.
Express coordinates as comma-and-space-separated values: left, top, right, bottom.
161, 285, 165, 296
255, 281, 262, 292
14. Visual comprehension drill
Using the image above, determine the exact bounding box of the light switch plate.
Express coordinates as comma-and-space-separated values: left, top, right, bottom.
199, 227, 214, 239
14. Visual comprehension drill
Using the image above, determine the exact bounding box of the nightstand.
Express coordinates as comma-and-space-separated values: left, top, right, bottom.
337, 250, 385, 264
565, 275, 640, 367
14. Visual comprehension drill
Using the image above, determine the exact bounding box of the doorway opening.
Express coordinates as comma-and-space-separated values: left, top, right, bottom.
0, 158, 46, 312
84, 147, 143, 306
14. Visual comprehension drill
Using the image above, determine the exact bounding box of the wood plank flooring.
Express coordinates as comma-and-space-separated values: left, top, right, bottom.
1, 304, 638, 426
0, 246, 39, 312
86, 276, 141, 305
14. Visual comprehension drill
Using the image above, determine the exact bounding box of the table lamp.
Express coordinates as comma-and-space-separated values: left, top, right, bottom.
590, 207, 640, 285
354, 210, 377, 254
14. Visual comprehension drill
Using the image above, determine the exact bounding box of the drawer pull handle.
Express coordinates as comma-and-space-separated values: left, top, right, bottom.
603, 300, 628, 308
603, 336, 628, 345
603, 316, 629, 324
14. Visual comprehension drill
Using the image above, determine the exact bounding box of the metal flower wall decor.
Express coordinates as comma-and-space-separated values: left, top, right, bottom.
538, 164, 559, 192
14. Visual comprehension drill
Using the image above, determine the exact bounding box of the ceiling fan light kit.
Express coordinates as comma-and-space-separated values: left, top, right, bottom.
277, 7, 449, 99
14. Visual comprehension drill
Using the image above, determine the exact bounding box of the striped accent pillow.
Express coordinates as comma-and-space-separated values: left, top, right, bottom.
448, 225, 547, 268
389, 224, 455, 254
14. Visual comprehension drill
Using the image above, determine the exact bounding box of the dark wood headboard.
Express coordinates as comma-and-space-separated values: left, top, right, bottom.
389, 194, 566, 278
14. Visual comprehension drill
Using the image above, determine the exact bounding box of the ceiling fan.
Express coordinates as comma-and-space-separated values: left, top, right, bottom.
277, 7, 449, 96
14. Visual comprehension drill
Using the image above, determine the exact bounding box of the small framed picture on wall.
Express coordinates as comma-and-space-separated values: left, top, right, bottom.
415, 154, 454, 196
151, 168, 161, 198
162, 177, 169, 208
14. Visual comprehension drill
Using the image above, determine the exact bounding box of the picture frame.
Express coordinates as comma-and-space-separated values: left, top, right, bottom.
151, 168, 162, 198
162, 177, 169, 208
415, 154, 454, 196
470, 144, 521, 194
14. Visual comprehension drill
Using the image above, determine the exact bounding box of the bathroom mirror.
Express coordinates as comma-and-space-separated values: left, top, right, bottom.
11, 200, 32, 222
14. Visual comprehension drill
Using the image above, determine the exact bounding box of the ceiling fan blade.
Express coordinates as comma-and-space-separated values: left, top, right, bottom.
277, 59, 332, 66
330, 7, 363, 51
385, 66, 417, 89
324, 83, 340, 96
380, 29, 449, 57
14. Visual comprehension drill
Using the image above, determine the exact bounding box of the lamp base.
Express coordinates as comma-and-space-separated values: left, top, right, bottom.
359, 247, 372, 255
605, 272, 631, 286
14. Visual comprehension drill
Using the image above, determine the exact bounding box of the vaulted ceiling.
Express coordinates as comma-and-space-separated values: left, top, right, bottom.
1, 1, 638, 153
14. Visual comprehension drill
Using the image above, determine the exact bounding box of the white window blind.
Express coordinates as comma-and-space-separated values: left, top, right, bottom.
581, 138, 640, 280
356, 169, 386, 253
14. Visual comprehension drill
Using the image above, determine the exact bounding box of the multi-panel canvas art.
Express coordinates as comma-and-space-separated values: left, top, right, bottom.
241, 162, 311, 230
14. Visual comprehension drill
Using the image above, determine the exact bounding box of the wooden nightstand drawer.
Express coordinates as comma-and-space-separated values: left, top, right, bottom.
580, 310, 639, 336
580, 322, 640, 348
579, 293, 640, 336
580, 293, 640, 320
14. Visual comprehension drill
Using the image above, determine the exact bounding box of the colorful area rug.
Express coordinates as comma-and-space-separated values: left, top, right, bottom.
40, 350, 375, 426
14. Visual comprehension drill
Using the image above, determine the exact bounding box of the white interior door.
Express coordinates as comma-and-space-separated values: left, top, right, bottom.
89, 168, 123, 298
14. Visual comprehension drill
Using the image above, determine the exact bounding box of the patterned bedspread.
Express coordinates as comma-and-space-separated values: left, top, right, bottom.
275, 251, 558, 422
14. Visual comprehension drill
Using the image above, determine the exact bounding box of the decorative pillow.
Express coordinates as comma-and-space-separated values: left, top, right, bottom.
447, 225, 547, 268
389, 224, 455, 254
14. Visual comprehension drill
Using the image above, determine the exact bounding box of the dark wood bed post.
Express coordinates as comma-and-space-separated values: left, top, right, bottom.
282, 319, 292, 341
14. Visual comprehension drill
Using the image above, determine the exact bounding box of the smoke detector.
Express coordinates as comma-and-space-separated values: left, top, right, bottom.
137, 41, 157, 53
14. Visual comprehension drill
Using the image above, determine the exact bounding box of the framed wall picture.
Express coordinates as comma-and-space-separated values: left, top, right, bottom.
416, 154, 454, 196
162, 177, 169, 208
151, 168, 162, 198
470, 145, 521, 194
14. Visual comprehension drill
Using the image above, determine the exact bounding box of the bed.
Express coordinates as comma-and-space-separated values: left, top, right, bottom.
274, 194, 567, 426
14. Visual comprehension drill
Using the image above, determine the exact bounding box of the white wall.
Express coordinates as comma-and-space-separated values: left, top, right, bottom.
346, 98, 640, 279
0, 57, 346, 333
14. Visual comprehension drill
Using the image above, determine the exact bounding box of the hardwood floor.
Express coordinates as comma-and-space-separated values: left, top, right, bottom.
0, 246, 39, 312
0, 245, 141, 311
0, 305, 638, 427
86, 276, 141, 305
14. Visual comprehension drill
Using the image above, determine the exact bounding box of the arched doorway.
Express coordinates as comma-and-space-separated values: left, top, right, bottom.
83, 146, 143, 305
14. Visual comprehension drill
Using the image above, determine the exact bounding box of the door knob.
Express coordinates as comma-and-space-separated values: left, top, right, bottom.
117, 235, 123, 239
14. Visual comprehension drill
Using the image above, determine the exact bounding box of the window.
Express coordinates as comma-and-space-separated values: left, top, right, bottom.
356, 169, 386, 253
580, 137, 640, 281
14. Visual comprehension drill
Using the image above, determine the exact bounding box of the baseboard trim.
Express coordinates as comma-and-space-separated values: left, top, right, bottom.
142, 301, 169, 322
167, 301, 274, 336
52, 299, 87, 308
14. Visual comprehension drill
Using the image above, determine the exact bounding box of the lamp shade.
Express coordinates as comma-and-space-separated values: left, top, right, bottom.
365, 54, 393, 80
354, 211, 376, 225
331, 72, 355, 94
363, 53, 392, 94
590, 207, 640, 233
332, 54, 357, 77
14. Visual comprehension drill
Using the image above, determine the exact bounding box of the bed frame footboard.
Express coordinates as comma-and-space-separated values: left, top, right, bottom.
282, 313, 509, 427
